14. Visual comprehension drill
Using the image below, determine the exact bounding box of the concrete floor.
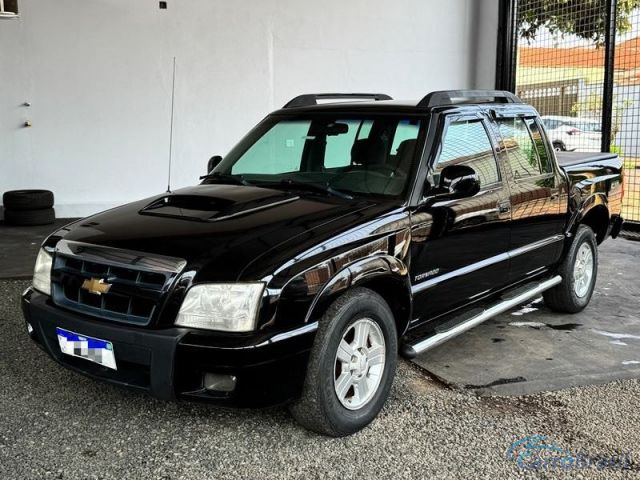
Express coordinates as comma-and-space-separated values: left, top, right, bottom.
413, 238, 640, 396
0, 218, 77, 279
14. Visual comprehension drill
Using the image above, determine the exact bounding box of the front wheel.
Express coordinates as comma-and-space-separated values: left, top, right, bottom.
289, 287, 397, 437
543, 225, 598, 313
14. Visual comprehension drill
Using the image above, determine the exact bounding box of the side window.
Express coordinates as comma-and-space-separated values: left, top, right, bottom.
496, 117, 542, 179
434, 120, 500, 189
232, 120, 310, 174
525, 118, 553, 173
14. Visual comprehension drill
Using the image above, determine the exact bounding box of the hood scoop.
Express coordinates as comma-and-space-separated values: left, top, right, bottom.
139, 193, 298, 222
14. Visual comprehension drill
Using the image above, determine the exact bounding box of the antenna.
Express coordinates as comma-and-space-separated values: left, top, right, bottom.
166, 56, 176, 193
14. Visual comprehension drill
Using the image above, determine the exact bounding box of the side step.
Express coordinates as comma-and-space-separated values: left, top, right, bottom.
401, 275, 562, 358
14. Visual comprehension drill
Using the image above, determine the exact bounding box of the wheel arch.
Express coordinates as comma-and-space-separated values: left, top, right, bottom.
566, 189, 610, 244
577, 201, 610, 244
305, 255, 413, 337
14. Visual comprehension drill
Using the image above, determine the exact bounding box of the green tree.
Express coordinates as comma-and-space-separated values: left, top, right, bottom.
518, 0, 640, 46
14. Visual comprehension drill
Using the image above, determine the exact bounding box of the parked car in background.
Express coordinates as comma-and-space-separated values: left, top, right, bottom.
541, 115, 602, 152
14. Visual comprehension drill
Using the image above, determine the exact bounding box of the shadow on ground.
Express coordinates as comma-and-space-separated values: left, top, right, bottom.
412, 238, 640, 395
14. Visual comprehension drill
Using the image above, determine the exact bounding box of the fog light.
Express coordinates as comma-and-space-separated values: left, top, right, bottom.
26, 322, 34, 336
203, 373, 237, 392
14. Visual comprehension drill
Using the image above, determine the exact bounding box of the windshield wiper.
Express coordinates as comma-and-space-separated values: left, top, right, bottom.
199, 172, 252, 186
258, 179, 353, 200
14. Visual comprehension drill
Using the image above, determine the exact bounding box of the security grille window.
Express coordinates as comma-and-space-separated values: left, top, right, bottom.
435, 120, 501, 188
506, 0, 640, 223
497, 117, 543, 179
614, 7, 640, 224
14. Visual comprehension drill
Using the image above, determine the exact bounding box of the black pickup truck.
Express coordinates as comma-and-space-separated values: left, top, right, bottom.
22, 90, 624, 436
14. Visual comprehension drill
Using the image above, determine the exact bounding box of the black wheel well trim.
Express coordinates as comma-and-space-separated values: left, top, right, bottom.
567, 194, 610, 244
303, 254, 413, 336
579, 204, 610, 243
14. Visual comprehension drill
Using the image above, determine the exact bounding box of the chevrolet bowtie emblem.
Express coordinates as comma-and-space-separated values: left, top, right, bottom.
81, 278, 112, 295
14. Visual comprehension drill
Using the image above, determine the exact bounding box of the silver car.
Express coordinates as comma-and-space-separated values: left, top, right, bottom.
541, 115, 602, 152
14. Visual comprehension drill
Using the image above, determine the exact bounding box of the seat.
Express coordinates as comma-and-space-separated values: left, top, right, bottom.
350, 138, 387, 167
393, 139, 417, 175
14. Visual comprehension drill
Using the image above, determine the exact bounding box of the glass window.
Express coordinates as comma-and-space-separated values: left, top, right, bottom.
356, 120, 373, 140
525, 118, 553, 173
325, 120, 367, 169
231, 120, 309, 175
435, 120, 500, 188
391, 119, 421, 154
497, 117, 542, 179
566, 120, 601, 133
215, 115, 423, 198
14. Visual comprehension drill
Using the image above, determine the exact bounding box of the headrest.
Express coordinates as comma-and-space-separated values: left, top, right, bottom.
351, 138, 386, 166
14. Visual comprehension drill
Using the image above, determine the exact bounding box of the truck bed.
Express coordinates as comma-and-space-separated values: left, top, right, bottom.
555, 151, 618, 168
556, 151, 624, 224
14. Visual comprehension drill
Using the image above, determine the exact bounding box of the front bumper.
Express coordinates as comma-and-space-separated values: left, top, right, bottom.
21, 288, 316, 407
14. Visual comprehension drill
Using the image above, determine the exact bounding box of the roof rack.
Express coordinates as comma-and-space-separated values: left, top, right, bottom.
283, 93, 393, 109
417, 90, 521, 108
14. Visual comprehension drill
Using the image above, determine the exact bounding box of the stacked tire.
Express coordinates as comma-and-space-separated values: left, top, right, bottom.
2, 190, 55, 226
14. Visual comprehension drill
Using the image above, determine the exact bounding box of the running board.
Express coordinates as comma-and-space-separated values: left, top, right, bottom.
401, 275, 562, 359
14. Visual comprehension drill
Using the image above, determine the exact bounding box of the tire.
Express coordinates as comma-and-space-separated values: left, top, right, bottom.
553, 142, 566, 152
543, 225, 598, 313
3, 190, 54, 210
289, 287, 398, 437
4, 208, 55, 226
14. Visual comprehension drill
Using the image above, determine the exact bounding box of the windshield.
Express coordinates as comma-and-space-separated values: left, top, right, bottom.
207, 115, 424, 199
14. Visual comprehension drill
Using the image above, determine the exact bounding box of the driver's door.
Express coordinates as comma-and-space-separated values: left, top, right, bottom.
409, 112, 512, 324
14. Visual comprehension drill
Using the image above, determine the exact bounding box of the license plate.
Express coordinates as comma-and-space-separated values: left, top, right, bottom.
56, 327, 117, 370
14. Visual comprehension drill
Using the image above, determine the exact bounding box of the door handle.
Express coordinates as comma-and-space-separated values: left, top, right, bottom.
497, 201, 511, 214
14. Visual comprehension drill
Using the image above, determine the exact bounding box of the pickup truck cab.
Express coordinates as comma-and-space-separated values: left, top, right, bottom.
22, 90, 624, 436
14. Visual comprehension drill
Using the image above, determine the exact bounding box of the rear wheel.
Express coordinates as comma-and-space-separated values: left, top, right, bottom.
289, 287, 397, 437
544, 225, 598, 313
553, 142, 566, 152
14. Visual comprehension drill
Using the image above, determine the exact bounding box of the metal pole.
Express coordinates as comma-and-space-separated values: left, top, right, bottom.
495, 0, 518, 92
601, 0, 617, 153
166, 57, 176, 193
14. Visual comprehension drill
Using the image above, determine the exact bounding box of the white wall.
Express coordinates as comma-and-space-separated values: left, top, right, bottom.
1, 0, 498, 217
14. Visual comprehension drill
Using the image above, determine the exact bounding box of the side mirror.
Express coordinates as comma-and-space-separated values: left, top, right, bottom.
207, 155, 223, 173
436, 165, 480, 200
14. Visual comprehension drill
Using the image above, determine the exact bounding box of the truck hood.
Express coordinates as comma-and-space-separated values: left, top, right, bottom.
55, 184, 382, 281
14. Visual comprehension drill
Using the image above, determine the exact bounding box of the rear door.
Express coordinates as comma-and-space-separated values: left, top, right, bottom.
409, 110, 512, 322
491, 114, 566, 281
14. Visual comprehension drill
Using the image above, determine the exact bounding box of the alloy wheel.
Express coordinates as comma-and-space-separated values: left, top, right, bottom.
333, 318, 386, 410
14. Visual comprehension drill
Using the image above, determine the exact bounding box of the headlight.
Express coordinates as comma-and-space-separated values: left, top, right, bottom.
33, 248, 53, 296
175, 283, 264, 332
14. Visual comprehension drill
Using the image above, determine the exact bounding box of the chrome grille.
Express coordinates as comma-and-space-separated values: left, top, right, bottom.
51, 240, 186, 325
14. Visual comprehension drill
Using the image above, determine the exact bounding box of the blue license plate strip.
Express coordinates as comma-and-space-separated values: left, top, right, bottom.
56, 327, 117, 370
